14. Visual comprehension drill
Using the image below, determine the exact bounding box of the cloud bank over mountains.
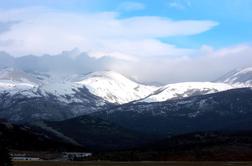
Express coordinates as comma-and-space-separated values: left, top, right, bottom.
0, 6, 251, 84
1, 44, 252, 84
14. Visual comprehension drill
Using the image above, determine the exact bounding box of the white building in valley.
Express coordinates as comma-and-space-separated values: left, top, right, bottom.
62, 152, 92, 160
11, 153, 41, 161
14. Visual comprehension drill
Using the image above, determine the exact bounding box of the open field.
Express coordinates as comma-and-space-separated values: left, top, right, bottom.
13, 161, 252, 166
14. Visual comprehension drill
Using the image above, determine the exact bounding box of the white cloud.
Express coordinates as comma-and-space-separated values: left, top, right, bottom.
107, 44, 252, 84
168, 0, 191, 10
117, 1, 145, 11
0, 7, 217, 58
2, 7, 247, 84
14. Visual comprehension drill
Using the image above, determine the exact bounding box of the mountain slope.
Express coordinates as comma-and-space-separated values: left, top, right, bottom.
41, 115, 149, 151
0, 68, 39, 95
216, 67, 252, 87
0, 86, 112, 123
141, 67, 252, 103
77, 71, 236, 104
0, 68, 243, 106
76, 71, 158, 104
139, 82, 233, 103
0, 68, 111, 123
1, 67, 251, 123
92, 88, 252, 136
0, 120, 83, 151
0, 53, 252, 105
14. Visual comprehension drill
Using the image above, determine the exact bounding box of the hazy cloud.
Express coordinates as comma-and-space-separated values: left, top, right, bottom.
107, 44, 252, 84
167, 0, 191, 10
0, 7, 217, 58
0, 21, 19, 34
1, 44, 252, 84
117, 1, 145, 11
1, 6, 250, 84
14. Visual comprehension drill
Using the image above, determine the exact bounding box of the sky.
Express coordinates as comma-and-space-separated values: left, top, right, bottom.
0, 0, 252, 83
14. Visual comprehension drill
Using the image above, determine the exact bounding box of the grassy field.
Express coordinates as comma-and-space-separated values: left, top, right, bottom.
13, 161, 252, 166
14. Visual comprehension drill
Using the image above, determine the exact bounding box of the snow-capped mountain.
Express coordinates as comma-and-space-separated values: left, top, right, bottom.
0, 69, 157, 104
136, 67, 252, 103
0, 68, 239, 105
216, 67, 252, 87
1, 66, 252, 123
139, 82, 233, 103
0, 68, 74, 100
0, 68, 103, 103
0, 68, 110, 122
0, 68, 39, 96
75, 71, 235, 104
93, 88, 252, 136
76, 71, 158, 104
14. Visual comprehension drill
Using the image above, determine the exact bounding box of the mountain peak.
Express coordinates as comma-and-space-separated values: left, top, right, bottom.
234, 67, 252, 75
77, 70, 158, 104
84, 70, 129, 81
0, 67, 38, 83
217, 67, 252, 87
138, 81, 233, 103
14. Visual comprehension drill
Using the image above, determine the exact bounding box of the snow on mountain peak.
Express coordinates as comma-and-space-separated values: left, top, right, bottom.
217, 67, 252, 87
235, 67, 252, 74
138, 82, 233, 103
0, 68, 39, 93
0, 68, 36, 83
83, 71, 133, 83
76, 71, 158, 104
1, 67, 251, 105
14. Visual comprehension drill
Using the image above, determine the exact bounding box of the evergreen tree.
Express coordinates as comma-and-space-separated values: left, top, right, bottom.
0, 144, 12, 166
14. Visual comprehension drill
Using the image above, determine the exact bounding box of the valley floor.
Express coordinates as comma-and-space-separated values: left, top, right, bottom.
13, 161, 252, 166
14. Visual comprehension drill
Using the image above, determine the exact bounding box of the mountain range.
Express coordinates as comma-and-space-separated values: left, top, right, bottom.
0, 65, 251, 122
0, 55, 252, 153
93, 88, 252, 136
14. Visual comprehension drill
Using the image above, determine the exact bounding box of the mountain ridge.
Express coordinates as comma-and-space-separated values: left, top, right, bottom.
0, 67, 252, 123
216, 67, 252, 87
92, 88, 252, 136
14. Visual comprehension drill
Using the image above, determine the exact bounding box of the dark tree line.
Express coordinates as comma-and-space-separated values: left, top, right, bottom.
0, 143, 12, 166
